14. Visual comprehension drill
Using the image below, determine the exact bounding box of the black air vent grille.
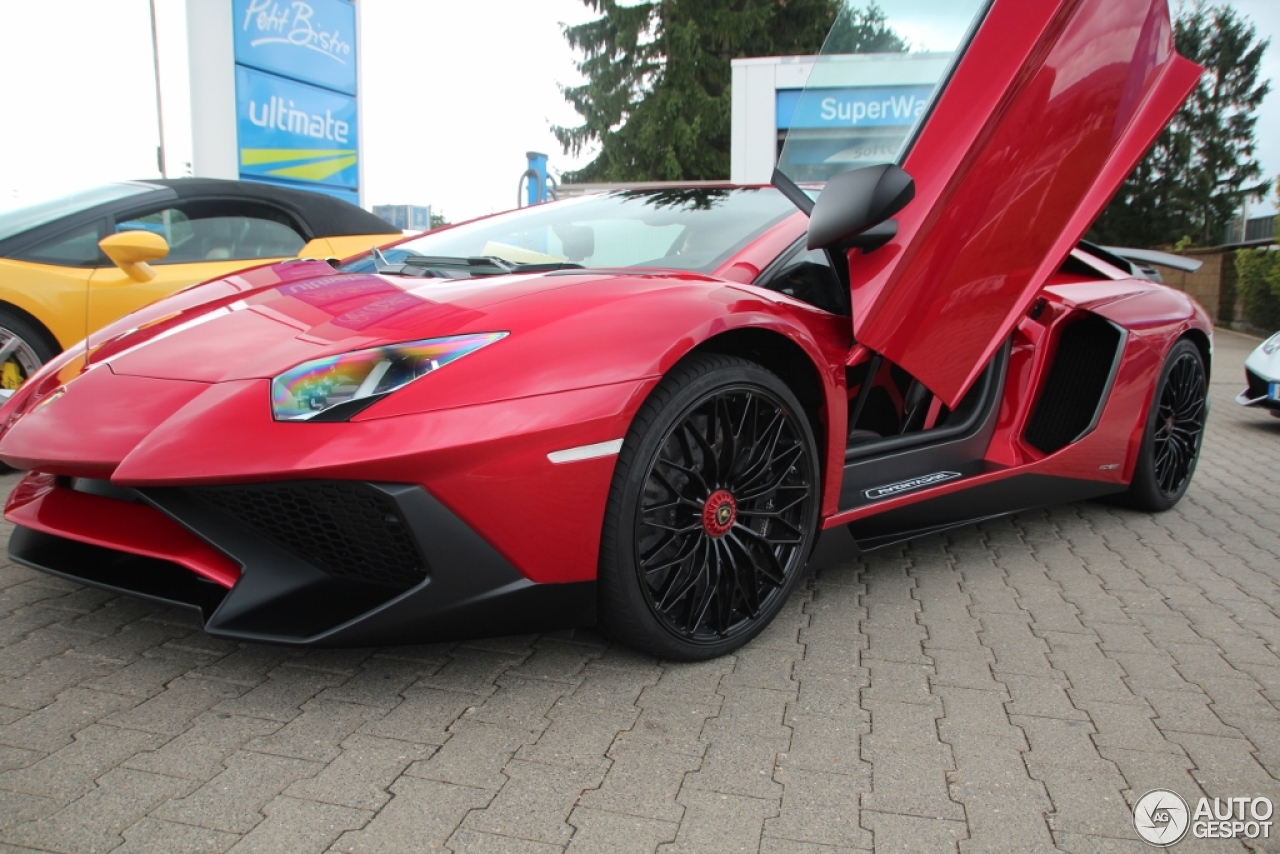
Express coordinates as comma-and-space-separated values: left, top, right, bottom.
1246, 367, 1269, 400
191, 482, 426, 588
1025, 315, 1123, 455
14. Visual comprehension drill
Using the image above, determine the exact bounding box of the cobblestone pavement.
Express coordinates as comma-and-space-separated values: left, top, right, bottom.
0, 329, 1277, 853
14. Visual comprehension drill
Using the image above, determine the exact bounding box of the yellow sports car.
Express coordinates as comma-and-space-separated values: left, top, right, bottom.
0, 178, 399, 388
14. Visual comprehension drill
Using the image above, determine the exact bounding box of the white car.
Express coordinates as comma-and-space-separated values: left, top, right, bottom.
1239, 331, 1280, 416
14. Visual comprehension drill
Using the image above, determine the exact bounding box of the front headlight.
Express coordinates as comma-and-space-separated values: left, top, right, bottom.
271, 332, 507, 421
1262, 332, 1280, 356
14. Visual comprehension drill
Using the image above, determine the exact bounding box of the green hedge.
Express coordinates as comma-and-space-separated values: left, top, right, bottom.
1235, 246, 1280, 330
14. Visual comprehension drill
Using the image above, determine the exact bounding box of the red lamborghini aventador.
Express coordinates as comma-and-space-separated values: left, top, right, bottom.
0, 0, 1211, 659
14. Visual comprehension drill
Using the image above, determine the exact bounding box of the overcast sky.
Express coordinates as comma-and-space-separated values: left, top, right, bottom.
0, 0, 1276, 222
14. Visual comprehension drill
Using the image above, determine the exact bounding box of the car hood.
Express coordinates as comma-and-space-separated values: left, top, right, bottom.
91, 260, 617, 383
1246, 335, 1280, 381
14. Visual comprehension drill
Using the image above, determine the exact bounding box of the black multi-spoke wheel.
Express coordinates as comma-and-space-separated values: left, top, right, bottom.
1116, 339, 1208, 512
599, 354, 820, 660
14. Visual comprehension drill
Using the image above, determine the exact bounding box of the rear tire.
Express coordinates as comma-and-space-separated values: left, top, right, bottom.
597, 354, 820, 660
1114, 339, 1207, 512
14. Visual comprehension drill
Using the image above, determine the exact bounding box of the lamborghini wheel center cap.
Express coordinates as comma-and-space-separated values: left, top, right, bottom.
702, 490, 737, 537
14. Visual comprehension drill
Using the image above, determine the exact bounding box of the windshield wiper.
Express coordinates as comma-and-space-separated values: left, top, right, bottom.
370, 249, 582, 278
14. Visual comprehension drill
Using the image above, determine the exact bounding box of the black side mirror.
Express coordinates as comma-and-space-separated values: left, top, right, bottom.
806, 164, 915, 251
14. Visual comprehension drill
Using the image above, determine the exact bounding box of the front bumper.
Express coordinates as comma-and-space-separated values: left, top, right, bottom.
1237, 367, 1280, 412
8, 475, 595, 646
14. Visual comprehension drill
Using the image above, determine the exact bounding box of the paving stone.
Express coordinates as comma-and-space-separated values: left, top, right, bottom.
683, 729, 788, 800
567, 806, 677, 853
191, 645, 297, 687
358, 685, 476, 745
997, 672, 1088, 721
0, 745, 40, 775
1144, 687, 1243, 738
764, 767, 870, 848
0, 790, 61, 832
515, 701, 636, 769
669, 788, 782, 854
1083, 700, 1185, 755
415, 647, 525, 695
947, 739, 1054, 853
505, 639, 598, 684
577, 741, 699, 822
977, 616, 1056, 678
153, 751, 323, 833
210, 666, 344, 723
1165, 731, 1280, 796
861, 659, 936, 705
283, 733, 432, 811
104, 674, 246, 735
568, 661, 661, 709
223, 795, 368, 853
80, 650, 212, 699
468, 675, 569, 731
0, 687, 138, 754
1027, 760, 1133, 838
447, 828, 564, 854
404, 720, 537, 790
862, 743, 964, 821
116, 817, 240, 853
315, 657, 429, 709
861, 810, 967, 853
929, 648, 1001, 692
279, 648, 374, 677
720, 645, 801, 692
708, 686, 793, 738
463, 759, 603, 845
778, 713, 869, 777
0, 723, 167, 800
0, 652, 119, 710
245, 698, 379, 763
789, 667, 870, 719
935, 686, 1027, 751
3, 767, 195, 853
331, 776, 492, 853
123, 711, 282, 781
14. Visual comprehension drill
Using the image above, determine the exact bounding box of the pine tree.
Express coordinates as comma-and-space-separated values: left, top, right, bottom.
1091, 2, 1270, 247
554, 1, 904, 182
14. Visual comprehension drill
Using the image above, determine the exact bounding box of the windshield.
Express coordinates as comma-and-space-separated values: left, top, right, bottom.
345, 188, 796, 276
0, 183, 155, 242
775, 0, 992, 185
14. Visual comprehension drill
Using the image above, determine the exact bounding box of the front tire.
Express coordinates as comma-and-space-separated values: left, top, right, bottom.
598, 354, 821, 660
0, 310, 56, 391
1115, 339, 1207, 512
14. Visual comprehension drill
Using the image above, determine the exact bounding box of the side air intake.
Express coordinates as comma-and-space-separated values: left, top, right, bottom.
1024, 314, 1124, 455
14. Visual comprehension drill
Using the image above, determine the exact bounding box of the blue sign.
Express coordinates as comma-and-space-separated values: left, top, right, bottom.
236, 66, 358, 190
233, 0, 358, 95
778, 86, 935, 130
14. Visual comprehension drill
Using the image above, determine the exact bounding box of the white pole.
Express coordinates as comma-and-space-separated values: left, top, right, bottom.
150, 0, 168, 177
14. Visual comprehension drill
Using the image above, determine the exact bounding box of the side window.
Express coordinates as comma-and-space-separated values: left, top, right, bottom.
114, 202, 307, 264
760, 247, 847, 315
11, 221, 107, 267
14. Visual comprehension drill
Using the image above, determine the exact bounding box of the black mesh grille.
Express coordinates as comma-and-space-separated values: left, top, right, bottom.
1025, 315, 1123, 455
191, 482, 426, 588
1246, 367, 1270, 399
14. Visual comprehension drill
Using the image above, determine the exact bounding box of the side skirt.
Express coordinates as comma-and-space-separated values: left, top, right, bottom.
846, 474, 1124, 551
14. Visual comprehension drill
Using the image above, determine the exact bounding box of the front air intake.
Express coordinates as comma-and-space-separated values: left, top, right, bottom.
189, 481, 427, 588
1024, 314, 1124, 455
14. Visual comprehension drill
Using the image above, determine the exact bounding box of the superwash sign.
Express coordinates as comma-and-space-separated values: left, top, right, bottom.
233, 0, 360, 204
